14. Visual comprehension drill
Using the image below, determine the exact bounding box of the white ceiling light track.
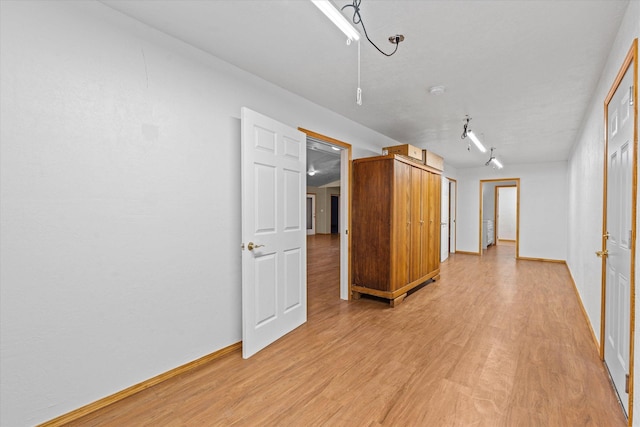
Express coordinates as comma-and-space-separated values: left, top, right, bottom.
466, 130, 487, 153
311, 0, 404, 106
311, 0, 361, 43
485, 147, 504, 169
461, 116, 504, 168
311, 0, 362, 105
461, 116, 486, 153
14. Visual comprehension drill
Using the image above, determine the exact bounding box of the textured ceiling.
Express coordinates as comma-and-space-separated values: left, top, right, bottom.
306, 138, 342, 187
101, 0, 629, 170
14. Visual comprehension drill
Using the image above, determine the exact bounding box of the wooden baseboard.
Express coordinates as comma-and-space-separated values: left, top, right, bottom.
516, 256, 565, 263
38, 342, 242, 427
564, 264, 600, 352
455, 250, 481, 256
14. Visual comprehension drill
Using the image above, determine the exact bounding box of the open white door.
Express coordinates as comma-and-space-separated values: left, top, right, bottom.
603, 63, 635, 414
441, 177, 449, 262
241, 107, 307, 359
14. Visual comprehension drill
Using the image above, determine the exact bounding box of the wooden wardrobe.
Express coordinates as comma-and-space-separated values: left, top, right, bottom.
351, 154, 441, 307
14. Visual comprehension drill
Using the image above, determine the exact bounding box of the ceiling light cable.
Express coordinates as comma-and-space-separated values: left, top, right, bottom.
341, 0, 403, 57
461, 116, 471, 139
461, 117, 471, 151
485, 147, 504, 169
461, 116, 487, 153
356, 40, 362, 105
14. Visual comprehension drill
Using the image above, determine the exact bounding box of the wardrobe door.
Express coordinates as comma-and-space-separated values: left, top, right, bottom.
419, 168, 430, 277
391, 160, 411, 290
352, 159, 392, 291
427, 172, 441, 273
409, 166, 423, 282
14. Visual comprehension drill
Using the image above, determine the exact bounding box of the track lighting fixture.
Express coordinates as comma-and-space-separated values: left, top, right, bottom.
311, 0, 404, 106
311, 0, 361, 43
461, 116, 487, 153
485, 147, 503, 169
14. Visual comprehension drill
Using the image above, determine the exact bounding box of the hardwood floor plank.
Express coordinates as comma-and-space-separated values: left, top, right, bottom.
64, 235, 626, 426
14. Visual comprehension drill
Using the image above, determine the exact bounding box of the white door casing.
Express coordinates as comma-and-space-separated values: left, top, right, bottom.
241, 107, 307, 359
339, 147, 350, 300
449, 180, 456, 253
441, 177, 449, 262
302, 131, 351, 300
603, 63, 634, 415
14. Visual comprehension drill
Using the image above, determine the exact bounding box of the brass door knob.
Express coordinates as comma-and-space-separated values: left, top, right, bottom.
595, 249, 609, 257
248, 242, 265, 251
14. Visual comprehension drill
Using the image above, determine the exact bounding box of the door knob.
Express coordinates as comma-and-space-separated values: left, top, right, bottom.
595, 249, 609, 257
248, 242, 265, 251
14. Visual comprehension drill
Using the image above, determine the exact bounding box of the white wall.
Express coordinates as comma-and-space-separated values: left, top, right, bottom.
306, 186, 340, 235
566, 1, 639, 423
442, 162, 459, 180
482, 182, 497, 222
0, 2, 402, 425
456, 161, 568, 260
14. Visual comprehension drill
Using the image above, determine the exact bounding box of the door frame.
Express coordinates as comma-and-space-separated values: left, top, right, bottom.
448, 178, 457, 254
600, 38, 638, 425
441, 176, 450, 262
299, 128, 352, 300
478, 178, 520, 257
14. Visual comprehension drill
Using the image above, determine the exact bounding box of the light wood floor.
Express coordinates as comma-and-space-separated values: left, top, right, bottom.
68, 235, 626, 426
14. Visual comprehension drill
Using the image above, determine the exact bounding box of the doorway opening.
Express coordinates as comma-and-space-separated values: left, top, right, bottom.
330, 194, 340, 234
306, 194, 316, 235
441, 177, 457, 261
479, 178, 520, 258
495, 185, 517, 245
300, 128, 352, 301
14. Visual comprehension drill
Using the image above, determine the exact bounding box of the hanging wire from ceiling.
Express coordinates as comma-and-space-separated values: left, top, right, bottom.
461, 116, 471, 151
341, 0, 404, 57
485, 147, 496, 166
485, 147, 504, 169
461, 116, 471, 140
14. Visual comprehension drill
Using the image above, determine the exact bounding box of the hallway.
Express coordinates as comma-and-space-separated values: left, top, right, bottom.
68, 235, 626, 426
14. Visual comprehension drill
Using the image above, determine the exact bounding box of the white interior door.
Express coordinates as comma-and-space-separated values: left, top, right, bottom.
604, 64, 634, 414
449, 180, 456, 253
441, 177, 449, 262
241, 107, 307, 359
306, 194, 316, 235
497, 187, 517, 241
